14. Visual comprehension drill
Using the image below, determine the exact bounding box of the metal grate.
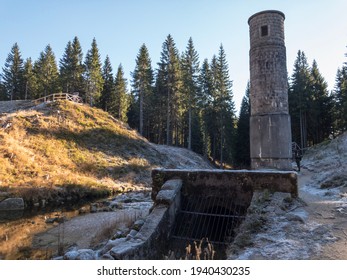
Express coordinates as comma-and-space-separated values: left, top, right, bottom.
171, 195, 247, 245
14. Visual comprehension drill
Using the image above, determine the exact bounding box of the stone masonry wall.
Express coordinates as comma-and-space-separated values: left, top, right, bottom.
152, 169, 298, 201
98, 179, 182, 260
248, 10, 292, 170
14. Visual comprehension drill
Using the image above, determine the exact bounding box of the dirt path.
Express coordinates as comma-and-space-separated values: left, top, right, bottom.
298, 168, 347, 259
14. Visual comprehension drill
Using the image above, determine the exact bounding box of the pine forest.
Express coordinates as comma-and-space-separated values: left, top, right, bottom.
1, 36, 347, 168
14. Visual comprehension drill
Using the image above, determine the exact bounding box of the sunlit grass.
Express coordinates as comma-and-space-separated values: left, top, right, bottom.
0, 100, 153, 202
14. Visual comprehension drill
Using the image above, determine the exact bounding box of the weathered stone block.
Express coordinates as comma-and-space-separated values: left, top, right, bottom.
0, 198, 24, 211
161, 179, 182, 191
155, 190, 176, 205
151, 169, 298, 199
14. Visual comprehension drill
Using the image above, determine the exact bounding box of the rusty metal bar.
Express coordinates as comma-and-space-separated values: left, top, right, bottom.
178, 208, 244, 219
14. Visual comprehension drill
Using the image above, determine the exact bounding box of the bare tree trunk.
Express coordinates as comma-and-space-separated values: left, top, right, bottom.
25, 82, 28, 100
166, 88, 171, 145
188, 106, 192, 150
139, 88, 144, 135
220, 128, 224, 169
213, 134, 216, 163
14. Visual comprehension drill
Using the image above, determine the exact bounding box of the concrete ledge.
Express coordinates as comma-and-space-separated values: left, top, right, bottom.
155, 179, 182, 206
152, 169, 298, 201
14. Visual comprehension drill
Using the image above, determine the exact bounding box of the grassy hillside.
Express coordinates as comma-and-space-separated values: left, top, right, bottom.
0, 101, 211, 206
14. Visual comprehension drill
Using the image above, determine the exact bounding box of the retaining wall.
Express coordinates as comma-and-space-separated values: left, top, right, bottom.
100, 179, 182, 260
152, 169, 298, 201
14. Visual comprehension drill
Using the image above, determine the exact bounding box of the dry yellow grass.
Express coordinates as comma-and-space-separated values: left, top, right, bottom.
0, 101, 155, 203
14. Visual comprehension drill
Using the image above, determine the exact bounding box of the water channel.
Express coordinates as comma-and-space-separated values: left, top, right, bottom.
0, 191, 152, 260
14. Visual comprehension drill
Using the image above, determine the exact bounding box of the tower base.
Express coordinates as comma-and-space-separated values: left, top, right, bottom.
250, 114, 292, 170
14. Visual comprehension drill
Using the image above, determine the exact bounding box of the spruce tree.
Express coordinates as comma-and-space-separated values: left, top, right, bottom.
60, 37, 85, 94
207, 55, 219, 162
157, 34, 182, 146
131, 44, 154, 136
114, 64, 129, 122
181, 37, 200, 150
212, 45, 236, 167
197, 58, 213, 158
151, 64, 168, 144
70, 36, 85, 94
84, 38, 104, 106
0, 81, 6, 101
289, 50, 311, 148
235, 83, 250, 168
34, 45, 60, 97
308, 60, 333, 143
1, 43, 24, 100
59, 40, 73, 92
23, 58, 38, 100
100, 55, 115, 111
332, 63, 347, 134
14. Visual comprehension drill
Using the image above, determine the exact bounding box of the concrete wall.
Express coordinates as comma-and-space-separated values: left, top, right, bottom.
100, 179, 182, 260
250, 114, 292, 169
99, 168, 298, 259
152, 169, 298, 201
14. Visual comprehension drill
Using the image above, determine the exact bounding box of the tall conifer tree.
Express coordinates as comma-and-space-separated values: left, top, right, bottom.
23, 58, 37, 100
151, 63, 168, 144
114, 64, 129, 122
235, 83, 250, 168
84, 38, 103, 106
1, 43, 24, 100
70, 36, 85, 94
34, 45, 60, 97
181, 37, 200, 150
211, 45, 236, 167
131, 44, 154, 136
60, 41, 73, 92
157, 35, 182, 146
308, 60, 333, 143
197, 58, 214, 158
332, 55, 347, 134
197, 49, 236, 166
0, 81, 6, 101
289, 50, 311, 148
100, 55, 115, 111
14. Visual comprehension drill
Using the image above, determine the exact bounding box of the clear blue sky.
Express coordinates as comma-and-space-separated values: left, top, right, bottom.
1, 0, 347, 113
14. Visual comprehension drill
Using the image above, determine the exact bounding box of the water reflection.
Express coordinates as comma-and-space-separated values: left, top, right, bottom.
0, 202, 91, 260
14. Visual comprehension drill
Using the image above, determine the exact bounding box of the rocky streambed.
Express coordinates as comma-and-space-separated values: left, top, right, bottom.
0, 190, 152, 260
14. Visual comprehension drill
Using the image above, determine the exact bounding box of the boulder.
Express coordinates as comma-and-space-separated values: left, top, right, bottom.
64, 249, 96, 260
0, 198, 24, 211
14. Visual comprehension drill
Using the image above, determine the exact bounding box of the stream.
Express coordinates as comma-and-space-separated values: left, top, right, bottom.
0, 191, 152, 260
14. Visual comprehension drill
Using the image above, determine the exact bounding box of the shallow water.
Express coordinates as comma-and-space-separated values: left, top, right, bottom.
0, 191, 152, 260
0, 205, 85, 260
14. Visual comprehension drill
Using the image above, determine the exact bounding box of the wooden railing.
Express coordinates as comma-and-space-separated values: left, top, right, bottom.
33, 93, 83, 104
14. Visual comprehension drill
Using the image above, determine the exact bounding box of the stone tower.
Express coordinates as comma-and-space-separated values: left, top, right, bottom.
248, 10, 292, 170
